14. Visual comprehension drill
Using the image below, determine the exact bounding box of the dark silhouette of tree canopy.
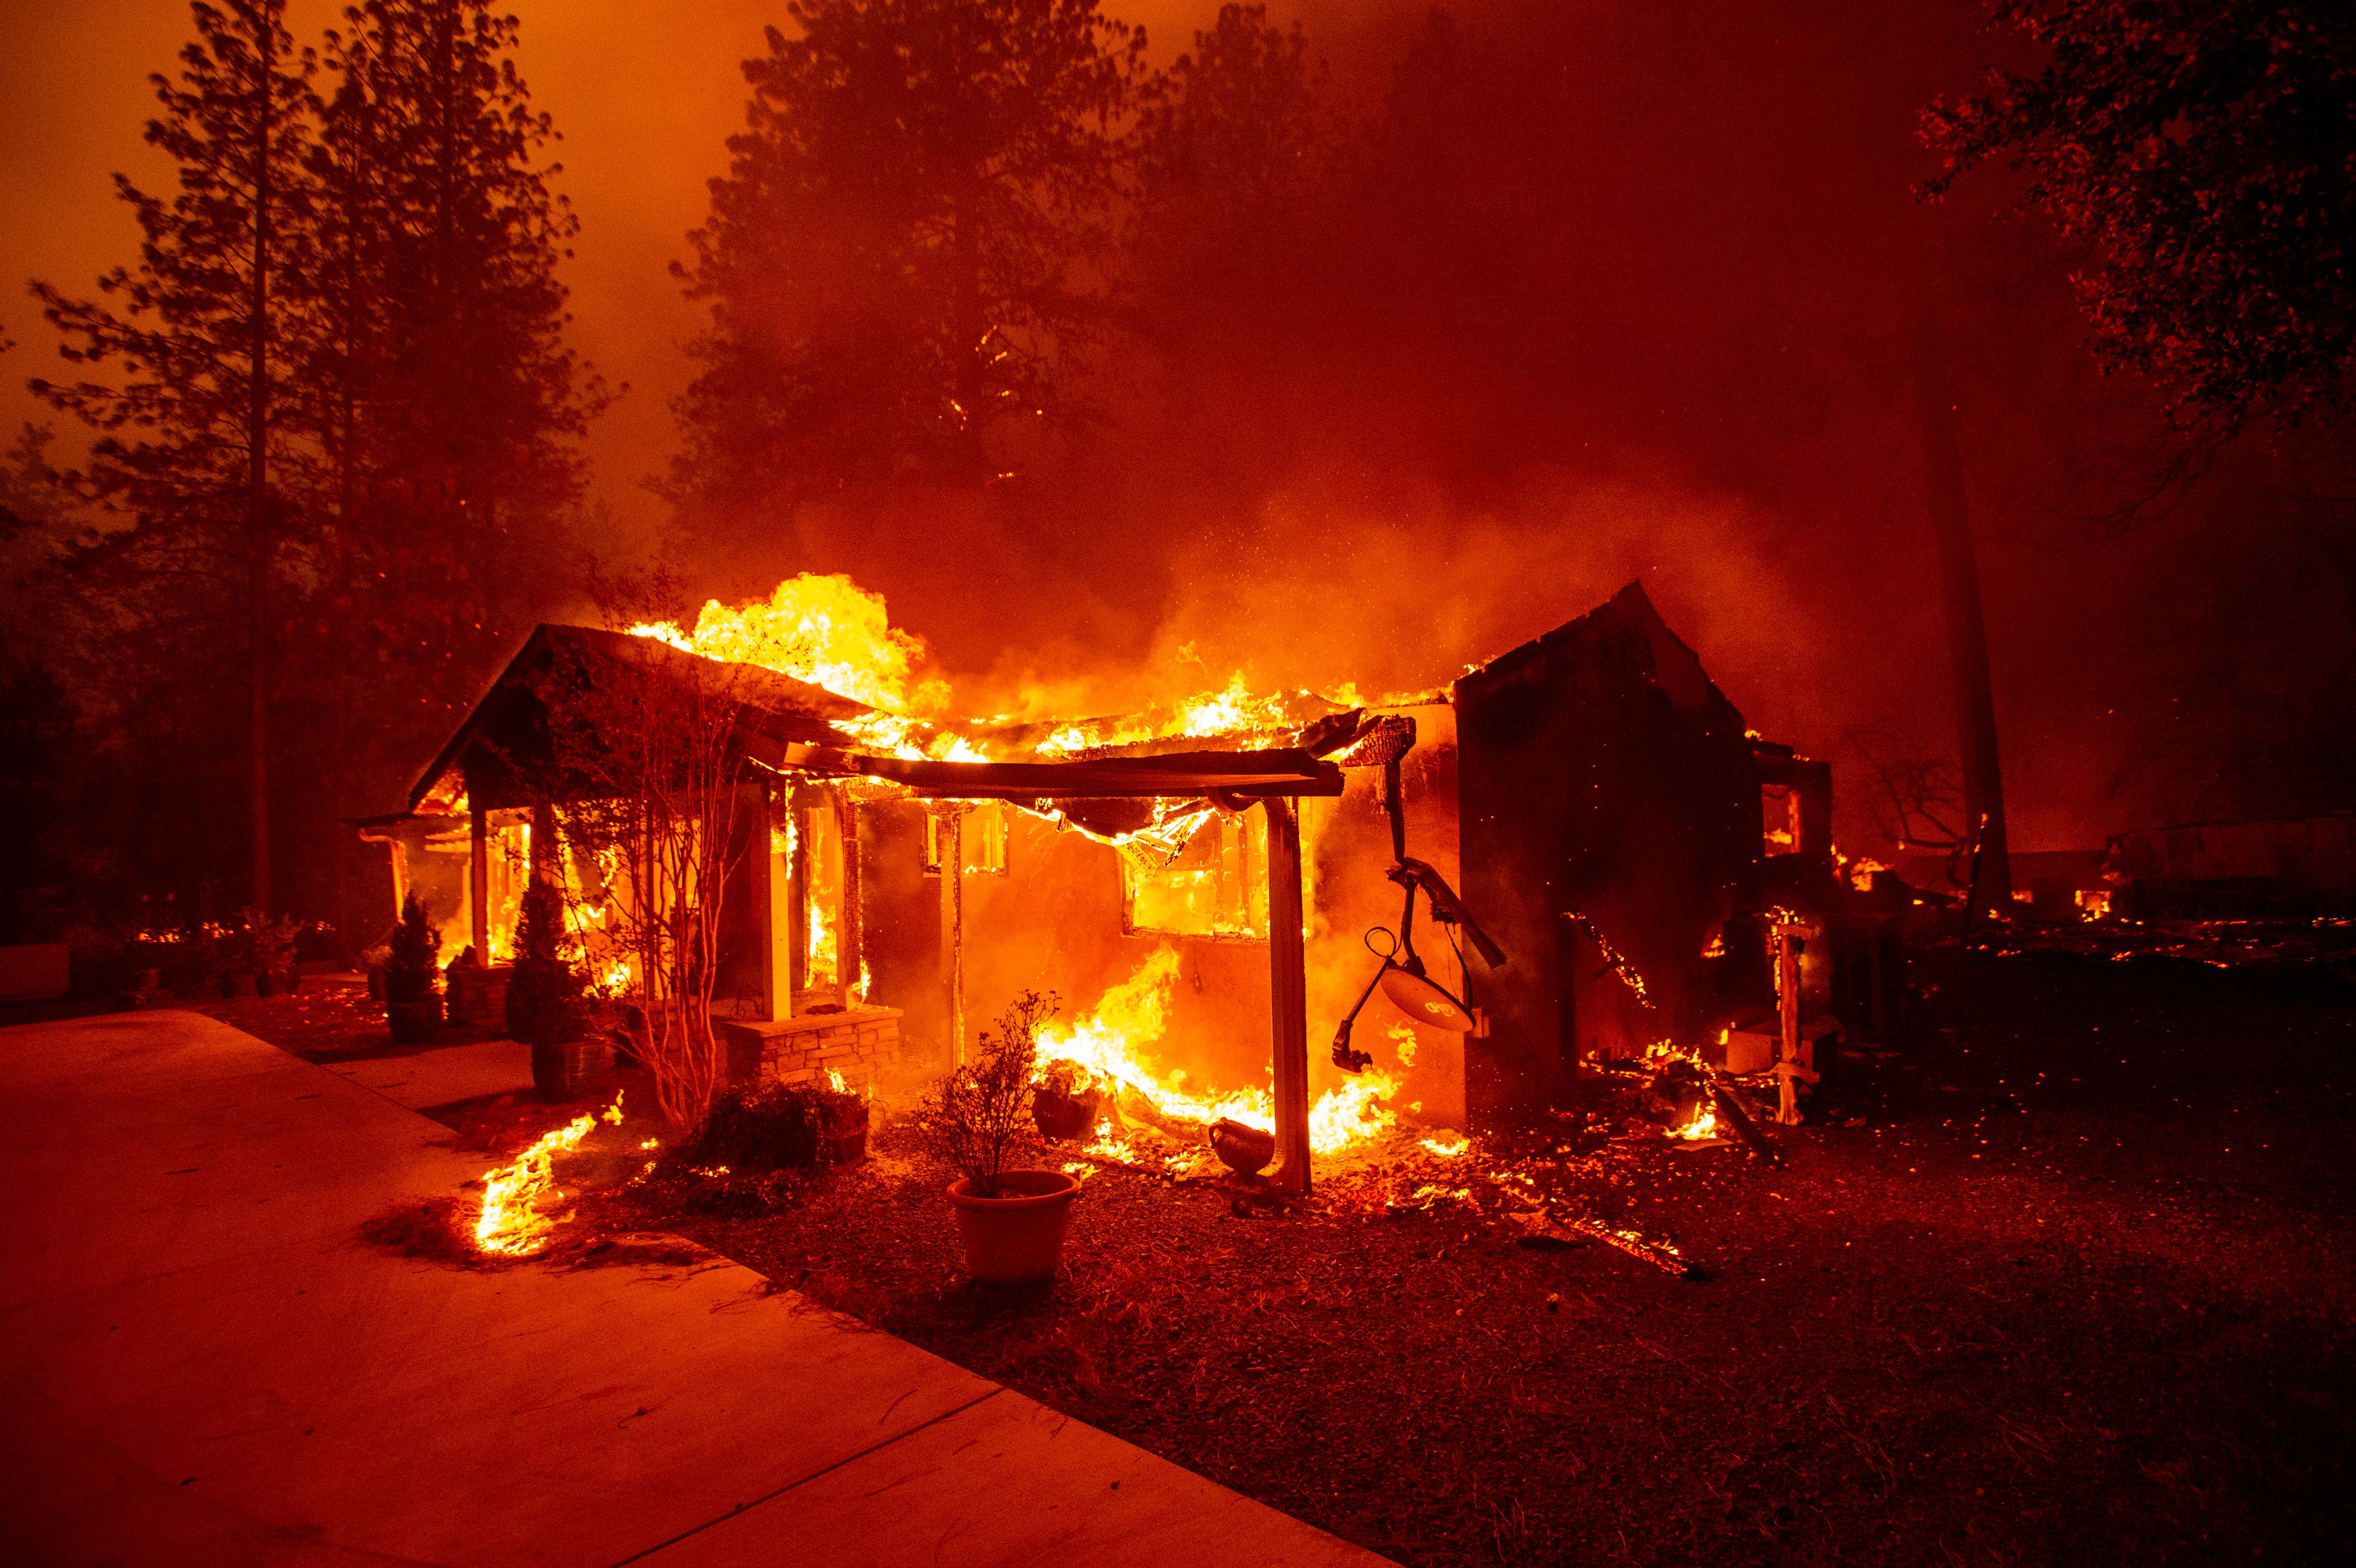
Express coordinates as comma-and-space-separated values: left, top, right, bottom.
667, 0, 1147, 538
25, 0, 597, 937
31, 0, 318, 914
1130, 5, 1333, 344
1923, 1, 2356, 426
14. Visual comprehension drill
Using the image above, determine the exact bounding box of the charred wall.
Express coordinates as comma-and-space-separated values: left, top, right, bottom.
1454, 582, 1759, 1124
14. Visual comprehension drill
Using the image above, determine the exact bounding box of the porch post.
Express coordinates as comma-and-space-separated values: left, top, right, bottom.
755, 778, 791, 1021
469, 806, 490, 959
939, 806, 965, 1067
1264, 797, 1312, 1194
838, 793, 862, 1008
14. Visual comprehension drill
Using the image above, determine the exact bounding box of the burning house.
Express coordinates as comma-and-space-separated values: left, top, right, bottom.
363, 578, 1862, 1188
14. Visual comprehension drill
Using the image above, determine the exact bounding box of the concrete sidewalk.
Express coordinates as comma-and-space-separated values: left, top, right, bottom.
0, 1011, 1394, 1568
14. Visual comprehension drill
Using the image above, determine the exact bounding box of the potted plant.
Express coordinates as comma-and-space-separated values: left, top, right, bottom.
245, 909, 300, 996
382, 895, 443, 1045
924, 991, 1079, 1282
506, 882, 602, 1101
212, 919, 258, 997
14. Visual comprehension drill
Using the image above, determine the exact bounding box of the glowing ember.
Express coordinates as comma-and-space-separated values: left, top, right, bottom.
1420, 1135, 1470, 1157
1036, 950, 1401, 1154
1674, 1096, 1721, 1141
475, 1092, 626, 1257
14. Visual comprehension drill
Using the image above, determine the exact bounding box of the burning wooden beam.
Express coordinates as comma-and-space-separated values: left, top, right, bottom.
755, 741, 1343, 800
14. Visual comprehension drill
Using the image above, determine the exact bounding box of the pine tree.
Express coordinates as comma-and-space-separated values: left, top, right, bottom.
667, 0, 1147, 541
32, 0, 319, 915
296, 0, 603, 942
309, 0, 601, 713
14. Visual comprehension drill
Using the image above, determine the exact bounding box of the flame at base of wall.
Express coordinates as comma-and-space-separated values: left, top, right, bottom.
1036, 949, 1403, 1156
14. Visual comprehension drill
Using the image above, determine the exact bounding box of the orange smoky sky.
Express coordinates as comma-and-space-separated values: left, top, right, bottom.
0, 1, 1367, 545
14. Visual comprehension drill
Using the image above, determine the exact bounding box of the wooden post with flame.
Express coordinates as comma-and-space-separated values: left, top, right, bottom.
1264, 797, 1312, 1193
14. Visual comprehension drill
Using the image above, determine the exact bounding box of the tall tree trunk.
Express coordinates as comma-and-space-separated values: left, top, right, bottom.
1909, 298, 2010, 923
247, 18, 277, 916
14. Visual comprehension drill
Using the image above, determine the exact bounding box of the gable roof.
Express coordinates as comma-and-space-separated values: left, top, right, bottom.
407, 624, 870, 812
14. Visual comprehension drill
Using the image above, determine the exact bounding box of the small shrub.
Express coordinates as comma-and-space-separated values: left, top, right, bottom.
384, 895, 442, 1004
644, 1078, 865, 1216
669, 1079, 861, 1172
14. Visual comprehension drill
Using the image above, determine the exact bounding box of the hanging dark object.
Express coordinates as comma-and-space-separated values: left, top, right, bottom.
1331, 751, 1507, 1073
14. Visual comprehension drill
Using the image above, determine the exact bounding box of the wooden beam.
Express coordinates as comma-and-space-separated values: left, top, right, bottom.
753, 741, 1343, 799
1264, 797, 1312, 1194
468, 807, 491, 960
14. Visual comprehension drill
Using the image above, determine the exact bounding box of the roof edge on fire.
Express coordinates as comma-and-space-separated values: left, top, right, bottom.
405, 623, 873, 813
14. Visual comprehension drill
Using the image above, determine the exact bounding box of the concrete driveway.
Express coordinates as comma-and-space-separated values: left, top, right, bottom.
0, 1010, 1394, 1568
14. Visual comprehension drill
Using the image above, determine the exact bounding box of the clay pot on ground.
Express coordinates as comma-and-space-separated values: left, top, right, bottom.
1031, 1083, 1101, 1142
386, 997, 442, 1045
1209, 1118, 1275, 1176
530, 1038, 605, 1103
946, 1170, 1081, 1283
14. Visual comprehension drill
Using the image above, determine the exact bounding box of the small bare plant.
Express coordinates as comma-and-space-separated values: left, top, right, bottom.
924, 990, 1058, 1197
531, 570, 753, 1129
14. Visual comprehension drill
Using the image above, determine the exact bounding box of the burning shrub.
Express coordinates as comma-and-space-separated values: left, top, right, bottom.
923, 990, 1058, 1197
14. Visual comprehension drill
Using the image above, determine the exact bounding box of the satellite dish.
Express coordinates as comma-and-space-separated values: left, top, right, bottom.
1379, 964, 1477, 1032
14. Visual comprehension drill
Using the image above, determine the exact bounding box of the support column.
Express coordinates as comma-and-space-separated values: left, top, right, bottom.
839, 794, 862, 1007
469, 806, 490, 959
529, 802, 558, 887
761, 780, 792, 1021
939, 806, 966, 1067
1264, 797, 1311, 1194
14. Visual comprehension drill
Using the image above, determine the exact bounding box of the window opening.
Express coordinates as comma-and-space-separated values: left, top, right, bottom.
1120, 810, 1267, 940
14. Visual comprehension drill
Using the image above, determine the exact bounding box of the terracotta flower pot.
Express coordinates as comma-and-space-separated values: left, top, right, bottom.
386, 997, 442, 1045
530, 1038, 605, 1103
946, 1169, 1081, 1283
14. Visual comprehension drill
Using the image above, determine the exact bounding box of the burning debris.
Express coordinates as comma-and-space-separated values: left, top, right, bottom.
475, 1092, 628, 1257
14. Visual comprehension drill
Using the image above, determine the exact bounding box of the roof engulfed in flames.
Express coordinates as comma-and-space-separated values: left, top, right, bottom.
628, 573, 949, 718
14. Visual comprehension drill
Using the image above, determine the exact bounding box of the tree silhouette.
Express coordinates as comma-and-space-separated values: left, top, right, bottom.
1130, 4, 1334, 346
26, 0, 597, 937
1923, 0, 2356, 427
666, 0, 1147, 543
32, 0, 318, 914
